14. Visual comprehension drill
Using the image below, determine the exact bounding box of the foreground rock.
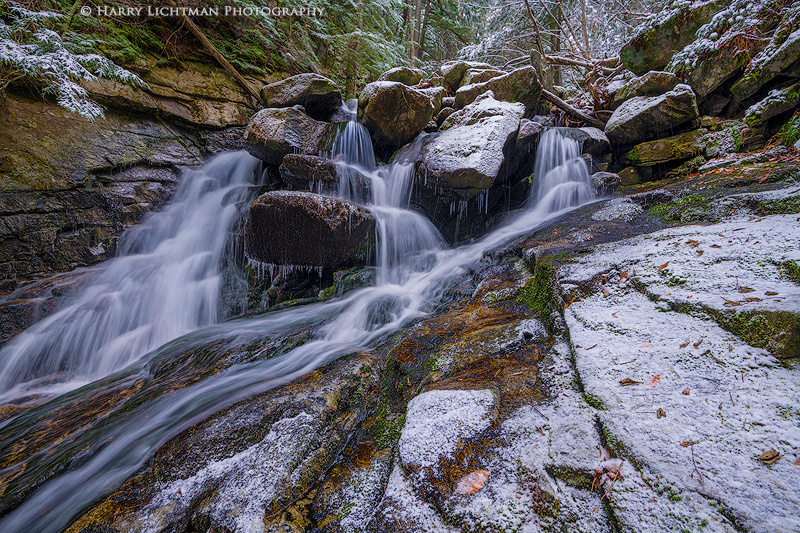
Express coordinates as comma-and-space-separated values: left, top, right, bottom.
611, 70, 681, 109
243, 107, 340, 166
279, 153, 339, 191
605, 84, 699, 145
357, 82, 435, 147
454, 66, 542, 111
417, 93, 524, 192
244, 191, 375, 267
377, 66, 424, 86
439, 60, 493, 90
259, 73, 343, 121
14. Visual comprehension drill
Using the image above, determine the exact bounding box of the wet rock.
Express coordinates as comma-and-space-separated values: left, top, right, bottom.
620, 0, 726, 75
732, 29, 800, 101
503, 118, 546, 180
744, 82, 800, 128
630, 189, 675, 207
243, 106, 340, 166
622, 129, 706, 166
563, 127, 611, 157
244, 191, 375, 268
605, 84, 699, 146
440, 60, 493, 90
204, 126, 246, 154
590, 172, 621, 197
442, 96, 455, 108
611, 71, 681, 110
454, 66, 542, 111
260, 73, 343, 121
377, 66, 425, 86
417, 93, 524, 191
461, 68, 504, 86
591, 197, 644, 222
279, 154, 338, 191
357, 82, 435, 147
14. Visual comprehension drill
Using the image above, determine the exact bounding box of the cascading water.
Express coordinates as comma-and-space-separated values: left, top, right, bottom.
0, 152, 262, 398
0, 118, 598, 533
530, 128, 594, 211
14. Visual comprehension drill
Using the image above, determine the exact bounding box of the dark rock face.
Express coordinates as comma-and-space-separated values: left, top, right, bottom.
357, 82, 435, 147
259, 73, 344, 121
454, 66, 542, 111
244, 191, 375, 267
605, 85, 699, 146
377, 66, 425, 85
243, 107, 341, 166
279, 154, 339, 191
590, 172, 621, 197
732, 31, 800, 101
620, 0, 726, 75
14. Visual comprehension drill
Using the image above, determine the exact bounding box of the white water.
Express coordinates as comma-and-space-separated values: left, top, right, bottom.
530, 128, 594, 209
0, 126, 596, 533
0, 152, 261, 398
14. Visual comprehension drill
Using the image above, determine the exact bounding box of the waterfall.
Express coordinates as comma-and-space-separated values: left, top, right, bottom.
0, 120, 598, 533
529, 128, 594, 212
0, 152, 261, 398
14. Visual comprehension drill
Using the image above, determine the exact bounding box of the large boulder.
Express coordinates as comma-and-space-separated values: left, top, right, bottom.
732, 30, 800, 101
744, 82, 800, 128
417, 93, 524, 191
243, 106, 340, 166
620, 0, 726, 75
605, 84, 699, 146
259, 73, 343, 121
377, 66, 425, 86
279, 154, 338, 190
461, 68, 504, 86
439, 60, 493, 90
244, 191, 375, 268
454, 66, 542, 111
682, 42, 753, 100
621, 129, 706, 166
357, 82, 435, 147
610, 71, 681, 110
417, 86, 447, 115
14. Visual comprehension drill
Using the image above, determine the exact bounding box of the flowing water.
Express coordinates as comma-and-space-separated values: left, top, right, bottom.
0, 126, 593, 533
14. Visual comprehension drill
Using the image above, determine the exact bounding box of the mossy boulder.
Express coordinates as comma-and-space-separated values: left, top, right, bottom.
684, 44, 750, 100
621, 129, 706, 166
605, 84, 699, 146
611, 71, 681, 110
279, 154, 338, 191
417, 86, 447, 115
439, 60, 493, 90
243, 106, 340, 166
260, 73, 343, 121
244, 191, 375, 268
377, 66, 425, 86
731, 27, 800, 101
744, 82, 800, 128
417, 93, 524, 191
454, 66, 542, 111
620, 0, 726, 75
357, 81, 435, 147
461, 68, 504, 86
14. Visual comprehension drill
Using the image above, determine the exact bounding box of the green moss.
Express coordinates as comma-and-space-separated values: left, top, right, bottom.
775, 112, 800, 146
515, 262, 556, 317
668, 488, 683, 502
780, 260, 800, 285
702, 307, 800, 359
756, 196, 800, 215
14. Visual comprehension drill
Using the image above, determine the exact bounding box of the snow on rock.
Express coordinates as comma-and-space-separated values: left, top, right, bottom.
562, 214, 800, 532
119, 411, 321, 533
377, 465, 461, 532
591, 197, 644, 222
398, 389, 497, 471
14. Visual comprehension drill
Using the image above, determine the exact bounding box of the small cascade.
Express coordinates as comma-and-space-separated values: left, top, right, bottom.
529, 128, 594, 213
329, 120, 376, 171
0, 152, 262, 397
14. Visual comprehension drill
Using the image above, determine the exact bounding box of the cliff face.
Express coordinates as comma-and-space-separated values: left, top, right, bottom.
0, 59, 267, 295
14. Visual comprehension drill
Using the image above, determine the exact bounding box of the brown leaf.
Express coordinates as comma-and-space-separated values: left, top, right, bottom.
649, 374, 660, 387
693, 339, 703, 348
696, 250, 704, 255
738, 286, 755, 293
658, 262, 669, 270
682, 387, 690, 395
758, 449, 781, 465
744, 297, 761, 302
686, 239, 700, 247
656, 408, 666, 419
710, 244, 722, 248
765, 291, 778, 296
722, 297, 742, 307
603, 289, 610, 297
455, 470, 490, 494
680, 441, 692, 447
679, 341, 690, 348
619, 378, 642, 386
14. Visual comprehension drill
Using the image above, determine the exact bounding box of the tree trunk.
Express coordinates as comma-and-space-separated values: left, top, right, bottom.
551, 10, 562, 86
417, 0, 432, 60
411, 0, 423, 61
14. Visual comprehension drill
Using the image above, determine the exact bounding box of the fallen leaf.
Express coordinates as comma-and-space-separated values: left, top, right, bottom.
765, 291, 778, 296
619, 378, 642, 386
722, 297, 742, 307
679, 341, 690, 348
649, 374, 660, 387
744, 297, 761, 302
686, 239, 700, 247
455, 470, 490, 494
603, 289, 610, 297
656, 408, 666, 418
639, 341, 654, 352
696, 250, 704, 255
758, 449, 781, 465
710, 244, 722, 248
693, 339, 703, 348
680, 441, 692, 447
738, 286, 755, 293
682, 388, 690, 395
658, 262, 669, 270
